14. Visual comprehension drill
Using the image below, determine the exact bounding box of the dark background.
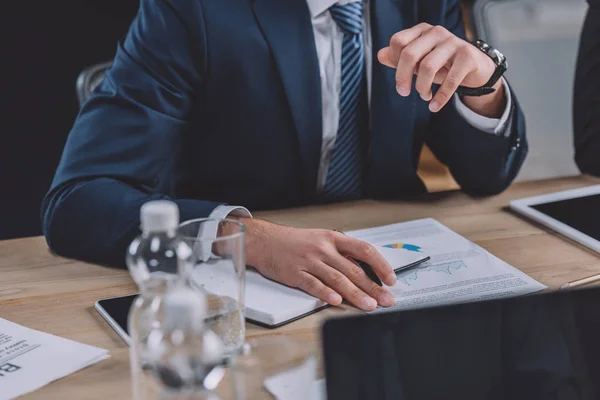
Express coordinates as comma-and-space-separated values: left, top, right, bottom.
1, 1, 139, 240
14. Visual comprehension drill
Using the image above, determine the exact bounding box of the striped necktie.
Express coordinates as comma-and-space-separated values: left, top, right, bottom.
323, 1, 366, 200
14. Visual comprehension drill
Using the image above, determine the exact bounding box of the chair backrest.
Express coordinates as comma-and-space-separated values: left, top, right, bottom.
76, 61, 113, 107
472, 0, 587, 182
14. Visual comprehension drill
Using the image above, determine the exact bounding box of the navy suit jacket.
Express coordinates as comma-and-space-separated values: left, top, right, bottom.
42, 0, 527, 267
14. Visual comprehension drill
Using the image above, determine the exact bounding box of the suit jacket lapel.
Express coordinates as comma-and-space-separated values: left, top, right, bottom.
252, 0, 322, 198
369, 0, 425, 198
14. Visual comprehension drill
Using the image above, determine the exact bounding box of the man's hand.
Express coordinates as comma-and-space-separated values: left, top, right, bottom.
238, 218, 397, 311
377, 23, 505, 118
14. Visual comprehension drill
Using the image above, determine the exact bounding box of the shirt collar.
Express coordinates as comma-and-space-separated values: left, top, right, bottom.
306, 0, 362, 19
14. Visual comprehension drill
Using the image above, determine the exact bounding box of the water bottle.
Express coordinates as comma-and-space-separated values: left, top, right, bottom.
126, 200, 191, 400
146, 286, 225, 399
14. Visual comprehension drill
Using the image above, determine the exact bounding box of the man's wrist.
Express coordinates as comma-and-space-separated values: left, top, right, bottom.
459, 78, 506, 119
229, 217, 274, 269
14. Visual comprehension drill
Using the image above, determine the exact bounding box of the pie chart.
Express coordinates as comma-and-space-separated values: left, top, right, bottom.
383, 243, 423, 252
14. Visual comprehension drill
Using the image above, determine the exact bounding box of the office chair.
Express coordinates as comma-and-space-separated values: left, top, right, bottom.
472, 0, 586, 181
76, 61, 112, 107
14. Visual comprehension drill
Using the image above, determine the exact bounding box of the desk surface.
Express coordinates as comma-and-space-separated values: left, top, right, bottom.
2, 176, 600, 399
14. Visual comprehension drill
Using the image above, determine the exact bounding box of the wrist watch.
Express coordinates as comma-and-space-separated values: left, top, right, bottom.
455, 39, 508, 97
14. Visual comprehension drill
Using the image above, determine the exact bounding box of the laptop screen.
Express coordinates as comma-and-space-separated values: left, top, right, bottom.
322, 287, 600, 400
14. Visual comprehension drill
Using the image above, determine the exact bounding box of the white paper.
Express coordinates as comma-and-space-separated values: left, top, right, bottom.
0, 318, 109, 400
263, 356, 324, 400
265, 378, 325, 400
346, 218, 547, 313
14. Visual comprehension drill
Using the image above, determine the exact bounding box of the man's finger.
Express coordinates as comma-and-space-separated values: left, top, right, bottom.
296, 271, 343, 306
310, 261, 378, 311
335, 236, 397, 286
377, 47, 396, 69
386, 22, 433, 65
430, 52, 475, 112
325, 253, 395, 307
429, 67, 449, 86
395, 25, 452, 98
414, 39, 456, 102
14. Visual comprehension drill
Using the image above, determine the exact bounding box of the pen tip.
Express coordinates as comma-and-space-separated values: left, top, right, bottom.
560, 284, 570, 292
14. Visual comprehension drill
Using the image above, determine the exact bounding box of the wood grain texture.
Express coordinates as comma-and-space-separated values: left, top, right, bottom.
2, 176, 600, 399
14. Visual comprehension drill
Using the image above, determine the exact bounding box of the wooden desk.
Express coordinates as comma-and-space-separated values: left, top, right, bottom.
2, 176, 600, 399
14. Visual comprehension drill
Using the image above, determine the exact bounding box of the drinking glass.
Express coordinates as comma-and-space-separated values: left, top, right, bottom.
231, 336, 317, 400
178, 218, 246, 359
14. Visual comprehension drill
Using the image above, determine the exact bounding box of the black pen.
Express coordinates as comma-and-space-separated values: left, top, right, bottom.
353, 256, 431, 286
354, 258, 383, 286
333, 230, 384, 285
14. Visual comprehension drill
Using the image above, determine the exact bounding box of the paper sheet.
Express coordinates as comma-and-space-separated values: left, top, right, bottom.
0, 318, 109, 400
262, 355, 324, 400
346, 218, 547, 313
265, 379, 325, 400
265, 373, 325, 400
264, 377, 325, 400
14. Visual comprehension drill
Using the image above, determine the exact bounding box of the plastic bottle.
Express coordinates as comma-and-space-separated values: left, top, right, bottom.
126, 200, 191, 400
146, 286, 225, 399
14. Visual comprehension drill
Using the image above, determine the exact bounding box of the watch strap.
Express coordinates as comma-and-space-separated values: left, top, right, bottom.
455, 66, 504, 97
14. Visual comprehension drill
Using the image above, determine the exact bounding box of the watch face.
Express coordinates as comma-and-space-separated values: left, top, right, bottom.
491, 48, 507, 69
490, 48, 504, 63
477, 40, 506, 69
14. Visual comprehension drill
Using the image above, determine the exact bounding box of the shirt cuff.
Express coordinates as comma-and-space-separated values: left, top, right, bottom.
194, 205, 252, 262
203, 205, 252, 241
209, 205, 253, 220
453, 78, 513, 137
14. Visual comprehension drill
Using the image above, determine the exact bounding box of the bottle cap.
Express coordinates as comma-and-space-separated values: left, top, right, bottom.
163, 286, 207, 330
140, 200, 179, 233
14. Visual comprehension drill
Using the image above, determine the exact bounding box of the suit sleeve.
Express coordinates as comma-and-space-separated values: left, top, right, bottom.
425, 0, 528, 195
574, 0, 600, 176
41, 0, 222, 267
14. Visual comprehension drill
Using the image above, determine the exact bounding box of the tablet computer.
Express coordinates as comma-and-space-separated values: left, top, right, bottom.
510, 184, 600, 254
94, 291, 331, 345
95, 295, 135, 346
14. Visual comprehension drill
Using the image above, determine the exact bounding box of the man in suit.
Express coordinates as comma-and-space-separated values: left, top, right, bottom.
42, 0, 526, 311
574, 0, 600, 176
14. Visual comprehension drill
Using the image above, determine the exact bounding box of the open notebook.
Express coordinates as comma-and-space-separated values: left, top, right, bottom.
190, 233, 429, 328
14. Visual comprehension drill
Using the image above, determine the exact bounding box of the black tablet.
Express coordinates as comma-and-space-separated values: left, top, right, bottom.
95, 295, 135, 345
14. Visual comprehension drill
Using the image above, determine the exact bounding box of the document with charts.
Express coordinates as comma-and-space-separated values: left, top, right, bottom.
345, 218, 547, 313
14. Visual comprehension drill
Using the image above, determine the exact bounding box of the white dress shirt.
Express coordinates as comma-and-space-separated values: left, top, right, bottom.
209, 0, 513, 221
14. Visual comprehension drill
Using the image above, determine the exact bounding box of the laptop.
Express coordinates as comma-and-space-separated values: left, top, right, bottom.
322, 287, 600, 400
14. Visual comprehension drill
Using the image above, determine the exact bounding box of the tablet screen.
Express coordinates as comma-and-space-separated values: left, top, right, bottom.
531, 194, 600, 241
97, 295, 136, 336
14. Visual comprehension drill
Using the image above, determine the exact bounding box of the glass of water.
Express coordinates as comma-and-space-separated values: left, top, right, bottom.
178, 218, 246, 359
